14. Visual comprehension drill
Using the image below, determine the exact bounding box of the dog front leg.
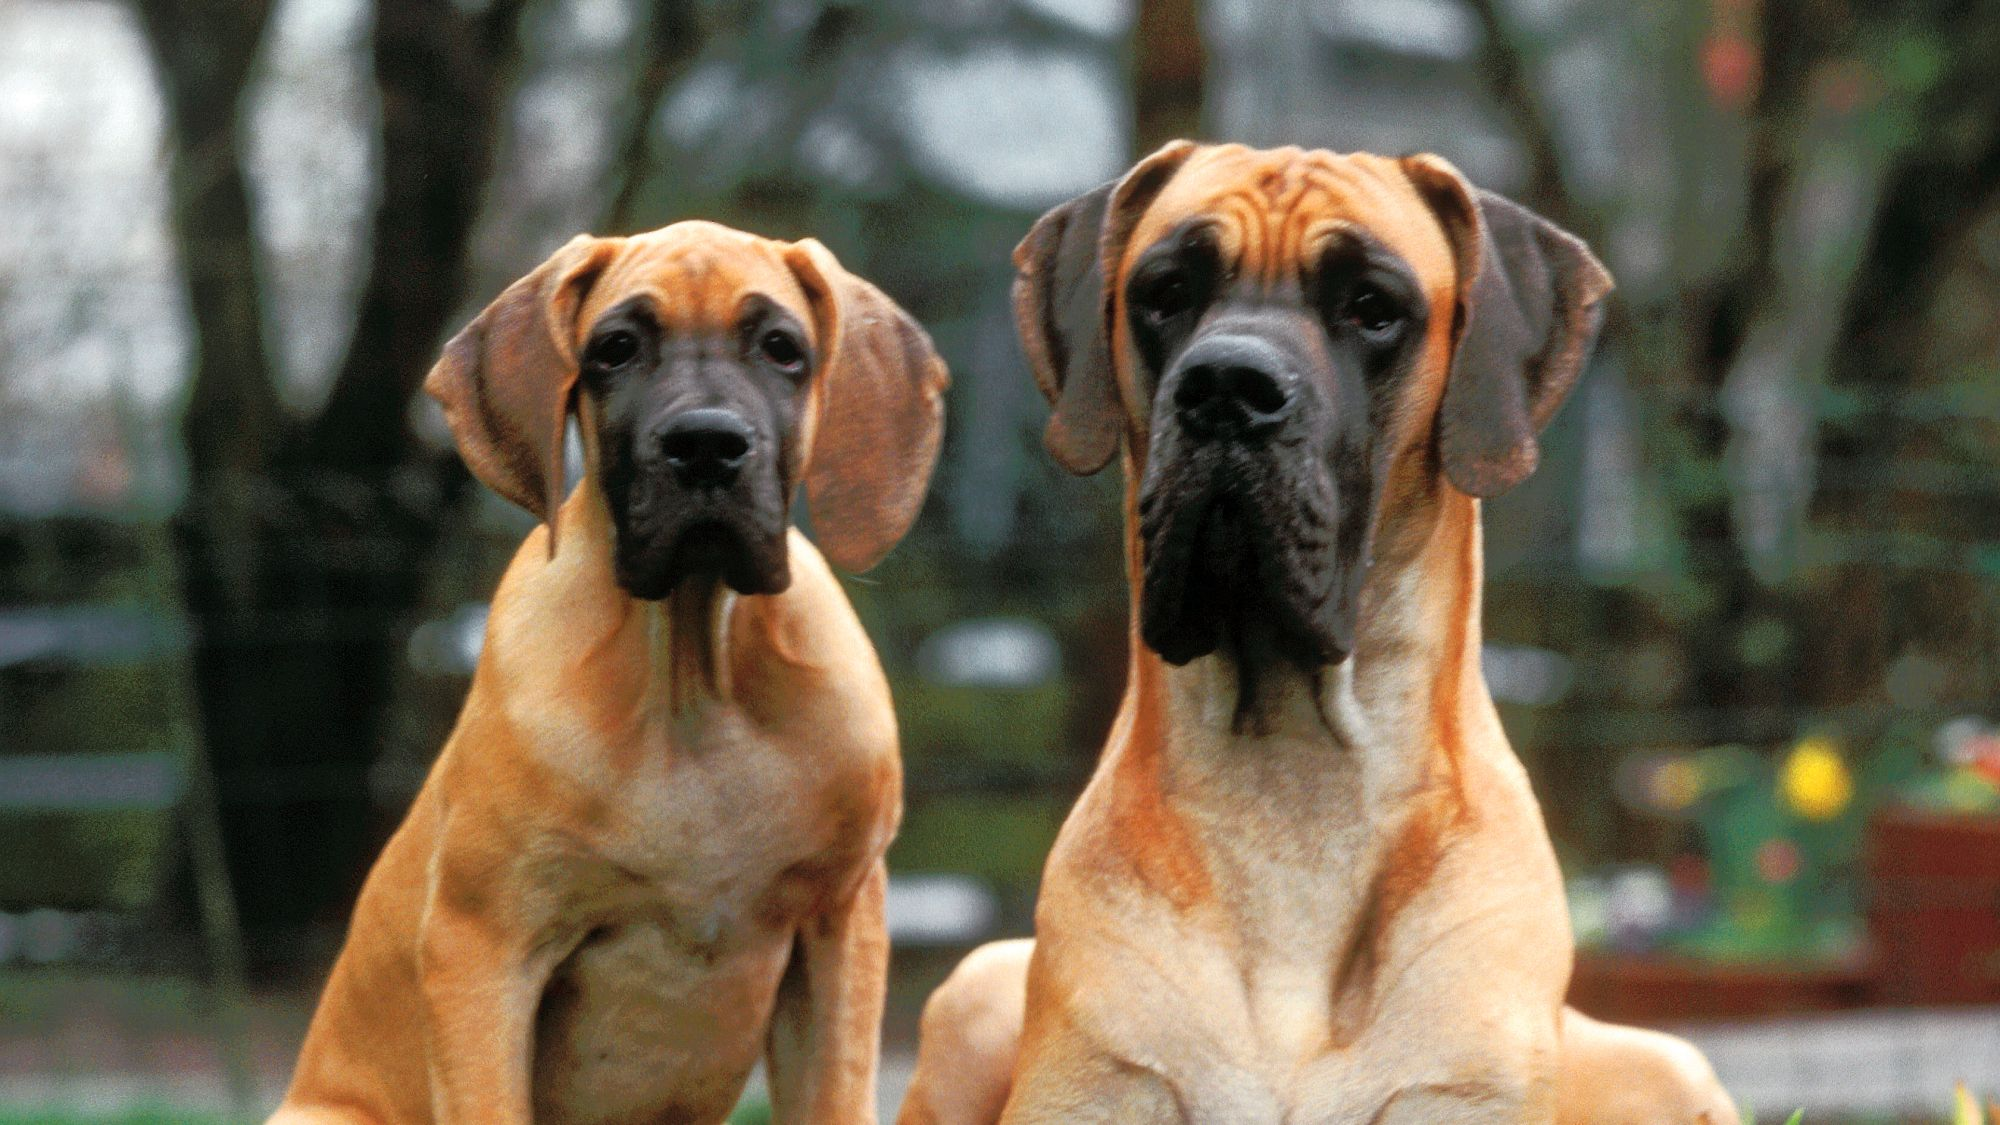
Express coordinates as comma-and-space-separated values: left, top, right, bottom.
417, 901, 568, 1124
898, 938, 1033, 1125
765, 859, 890, 1125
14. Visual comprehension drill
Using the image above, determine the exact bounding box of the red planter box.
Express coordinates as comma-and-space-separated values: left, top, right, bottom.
1569, 952, 1872, 1025
1866, 808, 2000, 1007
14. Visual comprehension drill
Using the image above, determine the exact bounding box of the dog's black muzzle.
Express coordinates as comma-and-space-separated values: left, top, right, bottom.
609, 401, 792, 601
1139, 319, 1365, 670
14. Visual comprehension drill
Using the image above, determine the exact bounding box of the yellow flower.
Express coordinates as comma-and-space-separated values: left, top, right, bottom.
1780, 737, 1853, 822
1952, 1082, 1984, 1125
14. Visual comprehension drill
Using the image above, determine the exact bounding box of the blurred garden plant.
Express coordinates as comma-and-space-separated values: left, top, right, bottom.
1955, 1083, 2000, 1125
1580, 710, 2000, 965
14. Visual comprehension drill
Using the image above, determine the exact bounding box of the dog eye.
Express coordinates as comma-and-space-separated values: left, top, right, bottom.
1345, 285, 1402, 336
759, 329, 806, 373
1138, 269, 1195, 320
587, 329, 640, 369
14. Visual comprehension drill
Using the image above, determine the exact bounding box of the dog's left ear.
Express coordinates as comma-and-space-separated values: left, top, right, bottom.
785, 238, 950, 573
1400, 154, 1614, 498
425, 234, 624, 550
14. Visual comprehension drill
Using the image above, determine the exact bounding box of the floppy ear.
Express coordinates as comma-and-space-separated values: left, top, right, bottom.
424, 234, 623, 548
1013, 139, 1196, 474
1400, 154, 1614, 498
784, 239, 950, 573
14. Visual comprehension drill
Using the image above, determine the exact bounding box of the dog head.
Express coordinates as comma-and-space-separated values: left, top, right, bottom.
1016, 142, 1610, 668
427, 221, 948, 598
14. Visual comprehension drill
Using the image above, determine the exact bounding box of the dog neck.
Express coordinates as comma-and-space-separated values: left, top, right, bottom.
484, 478, 744, 729
1105, 469, 1544, 1048
1117, 466, 1493, 837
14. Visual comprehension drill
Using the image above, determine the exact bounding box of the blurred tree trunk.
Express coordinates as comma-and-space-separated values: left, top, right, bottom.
1464, 0, 1581, 240
1805, 23, 2000, 710
1467, 0, 1782, 737
1032, 0, 1212, 766
1133, 0, 1207, 152
603, 0, 703, 232
136, 0, 532, 929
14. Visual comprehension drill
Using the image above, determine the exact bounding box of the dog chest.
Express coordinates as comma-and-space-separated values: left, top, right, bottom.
1044, 906, 1556, 1124
546, 687, 886, 879
532, 918, 791, 1125
520, 712, 891, 1121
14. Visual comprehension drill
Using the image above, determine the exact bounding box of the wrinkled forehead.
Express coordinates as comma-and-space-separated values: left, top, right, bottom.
580, 221, 816, 340
1124, 146, 1459, 298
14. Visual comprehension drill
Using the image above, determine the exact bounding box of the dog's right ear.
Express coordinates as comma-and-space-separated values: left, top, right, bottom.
1014, 139, 1195, 475
425, 234, 623, 550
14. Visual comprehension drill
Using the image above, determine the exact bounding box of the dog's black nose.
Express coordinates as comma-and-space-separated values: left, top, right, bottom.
1169, 336, 1297, 443
658, 408, 754, 487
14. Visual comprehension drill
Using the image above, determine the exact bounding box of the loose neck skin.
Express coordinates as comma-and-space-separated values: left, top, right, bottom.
1117, 457, 1494, 822
476, 476, 754, 751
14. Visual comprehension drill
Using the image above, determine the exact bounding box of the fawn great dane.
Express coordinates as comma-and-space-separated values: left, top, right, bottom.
899, 142, 1737, 1124
276, 222, 946, 1124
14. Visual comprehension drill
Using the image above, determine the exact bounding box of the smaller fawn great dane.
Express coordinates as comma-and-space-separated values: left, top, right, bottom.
278, 222, 946, 1125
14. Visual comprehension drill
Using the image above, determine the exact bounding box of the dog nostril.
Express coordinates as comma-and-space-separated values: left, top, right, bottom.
1228, 366, 1289, 417
1172, 366, 1220, 415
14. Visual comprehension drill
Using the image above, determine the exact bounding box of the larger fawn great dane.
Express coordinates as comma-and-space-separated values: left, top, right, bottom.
900, 142, 1737, 1124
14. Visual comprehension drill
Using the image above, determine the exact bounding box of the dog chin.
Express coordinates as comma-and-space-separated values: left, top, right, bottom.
615, 519, 791, 600
1138, 480, 1349, 669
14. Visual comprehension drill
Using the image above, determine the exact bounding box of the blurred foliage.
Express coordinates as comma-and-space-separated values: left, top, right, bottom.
0, 811, 171, 912
0, 519, 195, 911
891, 794, 1067, 891
6, 0, 2000, 933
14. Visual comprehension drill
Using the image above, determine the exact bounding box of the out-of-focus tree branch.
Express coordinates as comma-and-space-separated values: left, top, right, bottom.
1134, 0, 1207, 152
1700, 0, 1845, 373
603, 1, 704, 232
1461, 0, 1588, 242
1829, 12, 2000, 388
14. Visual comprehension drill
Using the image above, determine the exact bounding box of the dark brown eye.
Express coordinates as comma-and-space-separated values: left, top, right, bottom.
1140, 269, 1194, 320
1346, 285, 1401, 335
587, 329, 640, 369
759, 329, 805, 372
